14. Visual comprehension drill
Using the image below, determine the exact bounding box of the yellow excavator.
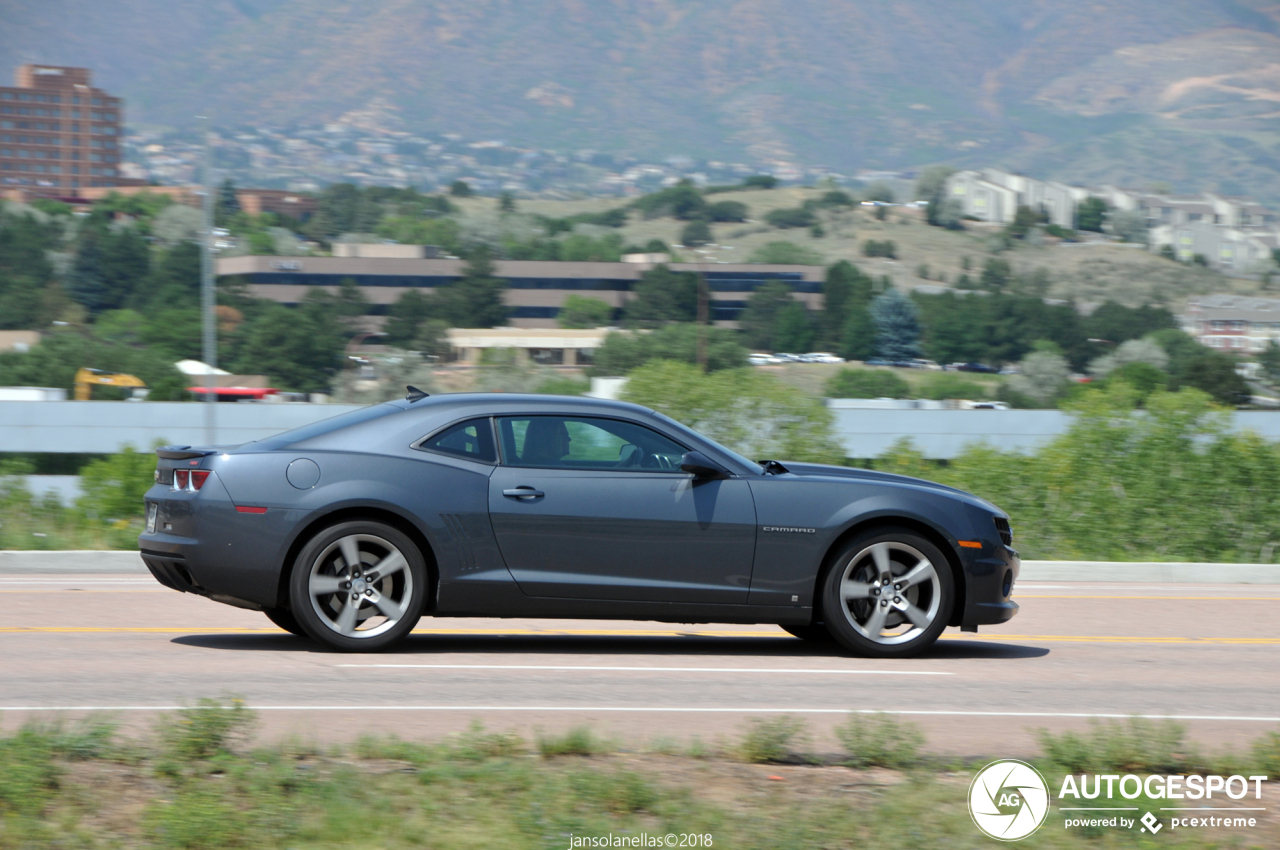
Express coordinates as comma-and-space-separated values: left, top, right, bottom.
74, 367, 148, 401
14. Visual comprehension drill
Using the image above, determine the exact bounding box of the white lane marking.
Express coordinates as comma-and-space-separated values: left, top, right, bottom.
335, 664, 951, 675
1017, 584, 1280, 591
1, 707, 1277, 721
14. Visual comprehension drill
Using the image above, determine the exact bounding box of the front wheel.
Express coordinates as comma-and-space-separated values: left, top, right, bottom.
289, 520, 427, 652
819, 528, 954, 658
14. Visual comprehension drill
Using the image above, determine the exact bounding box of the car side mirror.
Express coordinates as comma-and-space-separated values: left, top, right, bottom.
680, 451, 727, 478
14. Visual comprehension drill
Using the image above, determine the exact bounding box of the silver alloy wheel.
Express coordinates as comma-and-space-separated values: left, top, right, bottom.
307, 533, 413, 638
836, 540, 941, 646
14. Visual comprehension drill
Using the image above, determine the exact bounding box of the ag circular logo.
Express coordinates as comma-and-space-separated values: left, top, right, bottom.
968, 759, 1050, 841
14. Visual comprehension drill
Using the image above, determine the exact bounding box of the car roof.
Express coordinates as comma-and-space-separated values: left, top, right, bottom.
384, 393, 654, 418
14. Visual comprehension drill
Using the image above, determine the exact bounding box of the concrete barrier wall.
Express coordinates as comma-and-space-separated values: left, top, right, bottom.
0, 551, 1275, 582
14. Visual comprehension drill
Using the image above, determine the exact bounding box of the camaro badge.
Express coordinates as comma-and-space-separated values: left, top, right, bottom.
762, 526, 816, 533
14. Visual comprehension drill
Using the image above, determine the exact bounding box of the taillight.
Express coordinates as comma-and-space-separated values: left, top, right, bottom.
171, 469, 211, 492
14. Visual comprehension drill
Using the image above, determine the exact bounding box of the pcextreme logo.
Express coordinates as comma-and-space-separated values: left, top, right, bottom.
968, 760, 1051, 841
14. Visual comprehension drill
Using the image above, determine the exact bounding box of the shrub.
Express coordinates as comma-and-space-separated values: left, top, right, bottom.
1037, 718, 1196, 774
765, 207, 817, 229
158, 698, 255, 761
835, 713, 924, 769
862, 239, 897, 259
592, 324, 748, 375
707, 200, 748, 222
737, 715, 809, 763
825, 368, 910, 398
538, 726, 603, 757
681, 218, 712, 247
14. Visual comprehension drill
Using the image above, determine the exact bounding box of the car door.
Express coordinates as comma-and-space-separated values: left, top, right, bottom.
487, 415, 756, 603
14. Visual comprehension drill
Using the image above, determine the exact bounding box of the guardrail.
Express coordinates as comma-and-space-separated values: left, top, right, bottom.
0, 551, 1275, 583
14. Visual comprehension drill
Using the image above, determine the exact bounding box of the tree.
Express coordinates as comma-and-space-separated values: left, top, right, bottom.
229, 290, 347, 393
558, 294, 613, 329
839, 302, 877, 362
739, 281, 800, 351
748, 241, 823, 265
632, 180, 706, 220
774, 301, 814, 352
1260, 340, 1280, 383
1006, 351, 1071, 407
1084, 302, 1175, 348
870, 288, 921, 360
1110, 209, 1148, 244
449, 180, 473, 198
1149, 329, 1250, 405
384, 290, 436, 345
819, 261, 872, 348
1088, 338, 1169, 378
980, 257, 1011, 291
498, 192, 516, 213
215, 178, 240, 225
743, 175, 777, 189
625, 264, 698, 326
1075, 197, 1107, 232
825, 368, 910, 398
680, 219, 712, 247
435, 247, 508, 328
1007, 205, 1043, 239
412, 318, 452, 360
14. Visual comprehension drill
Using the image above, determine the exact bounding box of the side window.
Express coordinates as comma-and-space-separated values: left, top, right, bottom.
419, 418, 496, 463
497, 416, 687, 471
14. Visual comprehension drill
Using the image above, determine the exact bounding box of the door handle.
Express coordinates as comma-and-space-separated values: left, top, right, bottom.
503, 487, 545, 499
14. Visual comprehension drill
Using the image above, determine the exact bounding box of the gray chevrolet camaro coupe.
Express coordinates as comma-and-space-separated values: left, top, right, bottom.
139, 392, 1019, 656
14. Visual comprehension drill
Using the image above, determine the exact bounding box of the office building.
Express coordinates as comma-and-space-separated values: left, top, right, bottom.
0, 64, 123, 196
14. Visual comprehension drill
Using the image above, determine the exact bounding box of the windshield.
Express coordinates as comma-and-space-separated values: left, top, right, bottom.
650, 412, 764, 475
252, 403, 403, 450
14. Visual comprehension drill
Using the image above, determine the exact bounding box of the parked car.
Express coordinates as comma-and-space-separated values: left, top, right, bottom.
803, 352, 846, 364
954, 363, 1000, 374
910, 359, 942, 371
748, 353, 782, 366
139, 394, 1019, 657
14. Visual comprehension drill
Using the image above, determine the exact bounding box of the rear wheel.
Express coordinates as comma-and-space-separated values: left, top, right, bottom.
288, 520, 427, 652
820, 528, 953, 658
263, 606, 306, 637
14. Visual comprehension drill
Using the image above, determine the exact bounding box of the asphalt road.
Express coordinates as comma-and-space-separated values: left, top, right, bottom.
3, 573, 1278, 756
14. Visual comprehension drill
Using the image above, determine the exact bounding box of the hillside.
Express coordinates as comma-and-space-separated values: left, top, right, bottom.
2, 0, 1279, 201
454, 187, 1258, 310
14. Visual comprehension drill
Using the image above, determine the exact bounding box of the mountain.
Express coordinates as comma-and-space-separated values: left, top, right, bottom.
2, 0, 1279, 200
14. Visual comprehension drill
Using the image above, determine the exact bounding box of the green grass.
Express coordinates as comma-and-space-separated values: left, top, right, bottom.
0, 702, 1275, 849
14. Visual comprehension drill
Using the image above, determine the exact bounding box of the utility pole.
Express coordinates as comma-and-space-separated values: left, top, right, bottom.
198, 116, 217, 445
695, 247, 710, 372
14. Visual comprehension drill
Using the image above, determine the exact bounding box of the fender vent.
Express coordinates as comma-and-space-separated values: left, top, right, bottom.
994, 517, 1012, 546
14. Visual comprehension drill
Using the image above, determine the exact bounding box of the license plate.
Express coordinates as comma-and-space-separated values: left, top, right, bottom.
146, 503, 158, 534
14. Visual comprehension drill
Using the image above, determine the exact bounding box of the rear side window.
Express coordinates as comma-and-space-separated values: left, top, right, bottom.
419, 418, 496, 463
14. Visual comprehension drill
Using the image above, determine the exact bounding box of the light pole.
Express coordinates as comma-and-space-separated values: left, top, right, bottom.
198, 115, 217, 444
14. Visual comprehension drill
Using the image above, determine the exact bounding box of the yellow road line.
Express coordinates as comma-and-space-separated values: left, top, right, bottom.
0, 590, 169, 593
0, 626, 1276, 644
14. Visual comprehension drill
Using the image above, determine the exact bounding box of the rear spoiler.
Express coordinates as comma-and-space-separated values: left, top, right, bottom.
156, 446, 218, 460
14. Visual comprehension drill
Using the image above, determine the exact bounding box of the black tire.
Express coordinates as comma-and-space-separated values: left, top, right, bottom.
780, 623, 836, 643
288, 520, 427, 652
263, 606, 307, 637
819, 527, 954, 658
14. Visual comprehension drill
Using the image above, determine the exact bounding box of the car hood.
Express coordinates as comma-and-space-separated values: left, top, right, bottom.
771, 461, 997, 510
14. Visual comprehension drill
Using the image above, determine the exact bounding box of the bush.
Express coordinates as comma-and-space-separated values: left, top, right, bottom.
558, 294, 614, 328
622, 360, 844, 464
538, 726, 604, 757
835, 714, 924, 769
737, 716, 809, 763
1037, 718, 1195, 775
765, 207, 817, 229
825, 369, 910, 398
862, 239, 897, 259
680, 218, 712, 247
159, 698, 255, 761
707, 200, 748, 222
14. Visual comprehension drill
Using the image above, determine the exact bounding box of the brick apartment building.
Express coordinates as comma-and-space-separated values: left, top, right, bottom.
0, 64, 123, 196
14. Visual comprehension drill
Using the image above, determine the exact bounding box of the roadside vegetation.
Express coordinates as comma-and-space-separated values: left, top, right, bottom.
1, 700, 1274, 849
